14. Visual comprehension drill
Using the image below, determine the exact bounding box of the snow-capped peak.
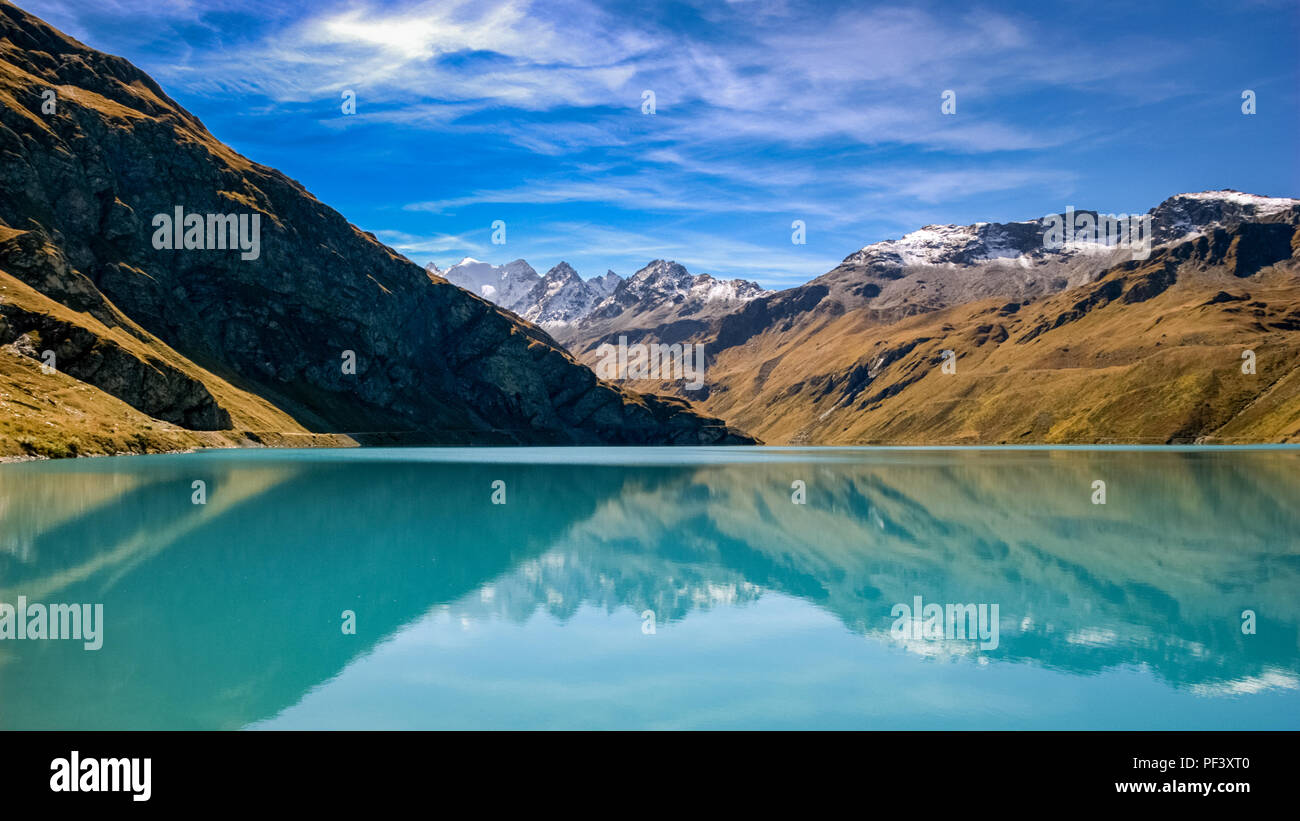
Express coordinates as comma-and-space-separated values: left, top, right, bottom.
625, 259, 695, 297
843, 190, 1300, 272
441, 257, 541, 311
848, 221, 1046, 268
588, 270, 622, 298
1171, 190, 1300, 212
543, 261, 580, 280
1149, 190, 1300, 243
599, 260, 768, 313
520, 262, 602, 326
500, 258, 537, 277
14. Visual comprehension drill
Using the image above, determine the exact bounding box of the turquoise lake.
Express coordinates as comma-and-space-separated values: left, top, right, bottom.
1, 446, 1297, 730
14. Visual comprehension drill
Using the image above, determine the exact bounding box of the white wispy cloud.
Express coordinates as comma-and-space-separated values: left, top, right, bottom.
118, 0, 1168, 150
402, 156, 1076, 228
372, 227, 491, 257
18, 0, 1216, 286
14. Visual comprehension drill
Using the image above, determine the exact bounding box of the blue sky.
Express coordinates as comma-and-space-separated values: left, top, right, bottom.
19, 0, 1300, 289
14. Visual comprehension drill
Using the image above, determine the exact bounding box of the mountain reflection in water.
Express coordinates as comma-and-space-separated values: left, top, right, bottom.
1, 447, 1296, 729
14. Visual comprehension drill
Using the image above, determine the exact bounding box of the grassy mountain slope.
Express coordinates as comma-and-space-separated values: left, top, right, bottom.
619, 225, 1300, 444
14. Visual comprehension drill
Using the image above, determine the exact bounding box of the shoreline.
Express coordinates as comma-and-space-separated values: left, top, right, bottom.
4, 437, 1299, 465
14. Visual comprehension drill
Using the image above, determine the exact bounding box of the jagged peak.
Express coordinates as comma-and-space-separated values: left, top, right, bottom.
542, 261, 579, 279
500, 258, 538, 277
628, 259, 690, 285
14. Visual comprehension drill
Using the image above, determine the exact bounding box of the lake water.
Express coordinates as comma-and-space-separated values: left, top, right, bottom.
1, 446, 1297, 730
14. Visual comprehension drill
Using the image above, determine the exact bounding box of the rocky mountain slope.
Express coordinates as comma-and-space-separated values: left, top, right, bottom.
0, 2, 753, 457
558, 192, 1300, 444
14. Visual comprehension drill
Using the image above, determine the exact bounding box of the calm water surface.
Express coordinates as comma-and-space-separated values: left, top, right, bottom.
1, 446, 1297, 729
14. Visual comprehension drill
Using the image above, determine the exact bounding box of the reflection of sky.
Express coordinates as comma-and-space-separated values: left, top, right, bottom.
254, 594, 1300, 731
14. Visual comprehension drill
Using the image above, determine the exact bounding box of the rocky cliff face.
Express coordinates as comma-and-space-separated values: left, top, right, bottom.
0, 2, 754, 454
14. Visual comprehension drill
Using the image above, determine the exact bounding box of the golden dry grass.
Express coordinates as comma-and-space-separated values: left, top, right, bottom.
619, 263, 1300, 445
0, 267, 354, 458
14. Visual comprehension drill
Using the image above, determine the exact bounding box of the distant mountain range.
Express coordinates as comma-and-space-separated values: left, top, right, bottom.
451, 190, 1299, 445
0, 2, 752, 458
429, 257, 769, 332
